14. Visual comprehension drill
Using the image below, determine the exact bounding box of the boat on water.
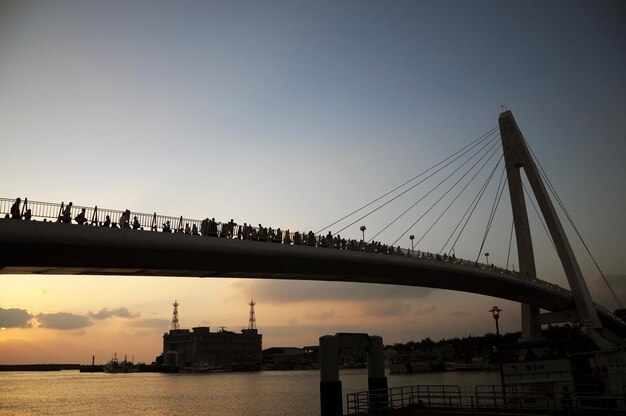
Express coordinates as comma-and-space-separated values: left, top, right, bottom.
103, 353, 140, 373
444, 357, 497, 371
501, 328, 626, 395
389, 356, 444, 374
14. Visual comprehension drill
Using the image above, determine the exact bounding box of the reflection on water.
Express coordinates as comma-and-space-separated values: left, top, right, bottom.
0, 369, 500, 415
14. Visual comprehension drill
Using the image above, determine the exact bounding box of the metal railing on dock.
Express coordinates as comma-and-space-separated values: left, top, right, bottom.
346, 383, 626, 415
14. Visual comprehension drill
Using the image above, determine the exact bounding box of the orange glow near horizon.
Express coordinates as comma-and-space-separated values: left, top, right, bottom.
0, 273, 527, 364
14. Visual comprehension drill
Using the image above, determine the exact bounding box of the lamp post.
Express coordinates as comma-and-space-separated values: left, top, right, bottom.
490, 306, 506, 403
490, 306, 501, 335
409, 235, 415, 256
360, 225, 366, 245
485, 252, 490, 267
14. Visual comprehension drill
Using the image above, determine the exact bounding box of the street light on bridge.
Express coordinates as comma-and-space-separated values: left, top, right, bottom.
360, 225, 366, 249
409, 235, 415, 255
485, 252, 490, 267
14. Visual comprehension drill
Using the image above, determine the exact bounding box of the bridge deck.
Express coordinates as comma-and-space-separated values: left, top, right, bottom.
0, 219, 621, 329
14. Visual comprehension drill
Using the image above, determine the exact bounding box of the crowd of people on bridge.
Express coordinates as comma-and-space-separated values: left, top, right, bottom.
4, 197, 489, 265
6, 198, 433, 257
156, 214, 413, 256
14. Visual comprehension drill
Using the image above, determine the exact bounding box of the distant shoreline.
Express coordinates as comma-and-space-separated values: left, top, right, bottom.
0, 364, 82, 371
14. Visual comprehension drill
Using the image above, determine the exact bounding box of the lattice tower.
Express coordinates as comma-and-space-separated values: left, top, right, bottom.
248, 299, 256, 330
171, 300, 180, 330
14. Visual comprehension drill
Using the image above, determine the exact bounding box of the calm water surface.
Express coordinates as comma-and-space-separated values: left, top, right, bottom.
0, 369, 499, 415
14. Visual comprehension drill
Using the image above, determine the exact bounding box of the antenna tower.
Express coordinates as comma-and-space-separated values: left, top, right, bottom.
171, 300, 180, 330
248, 299, 256, 330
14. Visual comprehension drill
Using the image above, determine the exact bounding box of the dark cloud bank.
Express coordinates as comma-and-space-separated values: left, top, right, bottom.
89, 307, 140, 320
2, 306, 142, 331
0, 307, 34, 328
36, 312, 92, 330
236, 280, 432, 303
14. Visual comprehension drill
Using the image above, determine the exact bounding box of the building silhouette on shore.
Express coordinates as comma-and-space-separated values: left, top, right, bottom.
162, 300, 262, 370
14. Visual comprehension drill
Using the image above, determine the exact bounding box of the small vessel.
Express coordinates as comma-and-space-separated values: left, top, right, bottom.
501, 329, 626, 395
103, 353, 140, 373
444, 356, 497, 371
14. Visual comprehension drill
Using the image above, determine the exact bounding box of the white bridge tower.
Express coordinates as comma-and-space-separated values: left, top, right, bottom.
499, 111, 602, 340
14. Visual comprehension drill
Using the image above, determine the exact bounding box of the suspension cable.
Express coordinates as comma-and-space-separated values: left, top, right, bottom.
522, 136, 622, 308
439, 165, 498, 255
389, 143, 502, 247
315, 125, 499, 234
506, 218, 514, 270
522, 182, 557, 252
474, 165, 507, 263
331, 132, 501, 236
441, 155, 503, 255
371, 137, 501, 243
414, 143, 503, 247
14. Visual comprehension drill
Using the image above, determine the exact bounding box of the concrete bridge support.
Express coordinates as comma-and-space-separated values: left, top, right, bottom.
319, 333, 388, 416
320, 335, 342, 416
367, 336, 388, 410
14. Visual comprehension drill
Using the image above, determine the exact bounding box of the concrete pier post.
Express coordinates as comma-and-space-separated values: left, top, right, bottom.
320, 335, 342, 416
367, 335, 388, 409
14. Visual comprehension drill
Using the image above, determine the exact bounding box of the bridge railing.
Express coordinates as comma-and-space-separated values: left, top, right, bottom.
1, 197, 517, 272
0, 198, 212, 234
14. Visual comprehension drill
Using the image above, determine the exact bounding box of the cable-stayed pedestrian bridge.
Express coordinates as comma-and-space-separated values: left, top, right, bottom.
0, 203, 621, 330
1, 111, 623, 336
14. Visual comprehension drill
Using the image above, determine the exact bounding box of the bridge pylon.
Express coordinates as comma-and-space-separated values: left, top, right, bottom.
499, 111, 603, 340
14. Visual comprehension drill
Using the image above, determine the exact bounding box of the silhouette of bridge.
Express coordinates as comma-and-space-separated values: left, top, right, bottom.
1, 111, 623, 335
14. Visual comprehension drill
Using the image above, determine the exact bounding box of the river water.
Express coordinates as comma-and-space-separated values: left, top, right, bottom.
0, 369, 500, 415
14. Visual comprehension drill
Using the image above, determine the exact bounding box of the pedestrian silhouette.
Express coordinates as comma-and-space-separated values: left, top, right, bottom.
10, 198, 21, 219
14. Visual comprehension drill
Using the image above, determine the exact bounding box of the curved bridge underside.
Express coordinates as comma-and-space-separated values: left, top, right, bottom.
0, 220, 620, 329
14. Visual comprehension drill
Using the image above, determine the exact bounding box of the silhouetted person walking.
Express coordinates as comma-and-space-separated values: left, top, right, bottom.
75, 208, 87, 225
10, 198, 21, 219
63, 202, 73, 223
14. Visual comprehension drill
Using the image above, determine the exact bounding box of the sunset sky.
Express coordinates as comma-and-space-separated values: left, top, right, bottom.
1, 1, 625, 364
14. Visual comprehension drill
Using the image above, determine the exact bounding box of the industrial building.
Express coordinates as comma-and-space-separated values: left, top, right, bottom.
162, 300, 262, 370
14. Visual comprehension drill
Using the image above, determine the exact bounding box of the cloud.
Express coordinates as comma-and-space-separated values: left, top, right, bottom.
233, 280, 431, 303
128, 318, 170, 330
413, 306, 437, 316
304, 310, 336, 320
88, 307, 140, 320
36, 312, 92, 330
0, 308, 34, 328
366, 302, 411, 317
